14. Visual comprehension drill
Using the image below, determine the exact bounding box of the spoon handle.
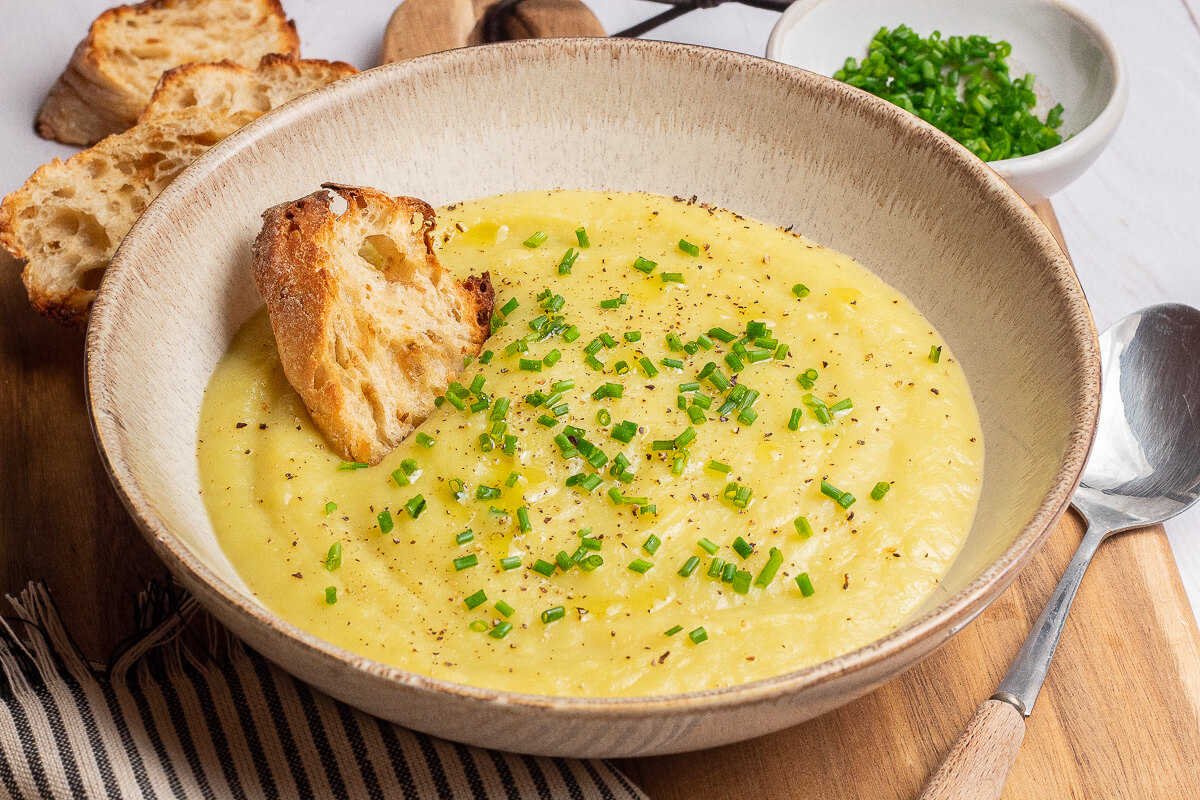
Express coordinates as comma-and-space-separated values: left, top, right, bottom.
916, 699, 1024, 800
993, 517, 1106, 716
917, 516, 1107, 798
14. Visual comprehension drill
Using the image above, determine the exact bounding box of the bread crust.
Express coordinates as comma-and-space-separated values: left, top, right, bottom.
139, 54, 357, 122
1, 108, 258, 326
253, 184, 494, 463
36, 0, 299, 145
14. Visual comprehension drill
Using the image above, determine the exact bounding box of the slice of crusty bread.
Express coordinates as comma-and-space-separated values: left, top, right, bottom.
36, 0, 299, 146
0, 107, 258, 326
253, 184, 494, 464
139, 53, 357, 122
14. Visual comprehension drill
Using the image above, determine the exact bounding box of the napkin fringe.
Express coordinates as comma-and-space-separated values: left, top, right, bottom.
0, 582, 647, 800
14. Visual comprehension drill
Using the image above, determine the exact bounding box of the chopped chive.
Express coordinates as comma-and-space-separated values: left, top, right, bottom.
543, 349, 562, 367
469, 620, 488, 632
538, 606, 566, 625
558, 248, 579, 274
479, 350, 495, 364
691, 392, 713, 410
755, 547, 784, 588
607, 487, 624, 505
596, 409, 612, 426
837, 492, 857, 509
665, 625, 684, 636
794, 516, 814, 539
377, 510, 394, 534
929, 345, 943, 363
678, 239, 701, 256
638, 357, 659, 378
732, 536, 754, 559
678, 381, 701, 392
615, 360, 631, 375
495, 600, 516, 617
505, 471, 521, 488
499, 298, 519, 316
674, 426, 697, 449
475, 485, 501, 500
455, 529, 475, 545
403, 494, 426, 518
678, 556, 701, 577
707, 327, 735, 343
796, 572, 815, 596
324, 501, 338, 515
500, 555, 522, 570
829, 398, 853, 414
660, 357, 684, 370
531, 559, 556, 577
737, 408, 758, 425
577, 554, 604, 571
707, 557, 726, 577
415, 432, 435, 449
792, 283, 810, 298
324, 586, 337, 605
732, 569, 752, 594
324, 542, 342, 571
575, 227, 590, 247
488, 621, 513, 639
338, 461, 369, 471
788, 408, 803, 431
523, 231, 548, 248
624, 331, 642, 342
820, 480, 844, 501
871, 482, 891, 501
632, 256, 657, 274
697, 538, 719, 554
660, 272, 685, 283
651, 440, 675, 450
721, 563, 737, 583
453, 554, 478, 571
686, 405, 707, 425
688, 627, 708, 644
642, 534, 662, 555
724, 352, 744, 372
707, 369, 731, 392
555, 550, 573, 571
600, 297, 622, 310
517, 507, 532, 533
464, 589, 487, 610
518, 358, 543, 372
628, 558, 654, 574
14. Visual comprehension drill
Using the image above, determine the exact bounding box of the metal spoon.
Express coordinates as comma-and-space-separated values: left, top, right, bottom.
919, 303, 1200, 800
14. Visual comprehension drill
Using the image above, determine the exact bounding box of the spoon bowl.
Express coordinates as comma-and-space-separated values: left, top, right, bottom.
1075, 304, 1200, 531
920, 303, 1200, 799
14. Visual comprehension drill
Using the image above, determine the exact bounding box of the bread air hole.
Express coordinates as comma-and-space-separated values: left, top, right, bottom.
358, 235, 418, 284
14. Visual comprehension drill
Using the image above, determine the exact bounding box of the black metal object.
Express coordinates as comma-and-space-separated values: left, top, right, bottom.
482, 0, 792, 43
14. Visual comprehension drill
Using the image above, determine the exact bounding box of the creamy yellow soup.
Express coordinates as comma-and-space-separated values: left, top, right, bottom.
199, 190, 983, 697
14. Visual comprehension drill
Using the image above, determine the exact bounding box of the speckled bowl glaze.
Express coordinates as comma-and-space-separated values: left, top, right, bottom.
86, 39, 1099, 757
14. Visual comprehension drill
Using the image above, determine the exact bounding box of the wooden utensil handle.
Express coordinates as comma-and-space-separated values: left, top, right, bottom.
917, 699, 1025, 800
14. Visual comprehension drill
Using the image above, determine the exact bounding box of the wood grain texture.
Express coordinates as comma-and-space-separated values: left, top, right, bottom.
917, 700, 1025, 800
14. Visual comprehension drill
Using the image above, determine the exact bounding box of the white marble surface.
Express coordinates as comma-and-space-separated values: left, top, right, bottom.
2, 0, 1198, 613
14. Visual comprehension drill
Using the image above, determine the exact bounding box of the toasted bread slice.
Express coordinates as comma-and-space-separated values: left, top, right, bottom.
253, 184, 494, 464
36, 0, 299, 146
0, 107, 258, 326
139, 54, 357, 122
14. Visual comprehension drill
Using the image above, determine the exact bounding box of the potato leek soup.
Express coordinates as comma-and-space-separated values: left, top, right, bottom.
198, 190, 983, 697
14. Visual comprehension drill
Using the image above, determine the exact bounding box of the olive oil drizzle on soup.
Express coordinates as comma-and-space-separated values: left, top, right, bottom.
198, 190, 983, 697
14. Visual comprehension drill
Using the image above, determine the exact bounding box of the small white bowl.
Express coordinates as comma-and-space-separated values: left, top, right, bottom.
767, 0, 1128, 203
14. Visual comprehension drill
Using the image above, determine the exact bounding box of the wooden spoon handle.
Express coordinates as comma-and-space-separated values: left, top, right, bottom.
917, 699, 1025, 800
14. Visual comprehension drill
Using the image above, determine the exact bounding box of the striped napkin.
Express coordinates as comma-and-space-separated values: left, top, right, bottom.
0, 583, 647, 799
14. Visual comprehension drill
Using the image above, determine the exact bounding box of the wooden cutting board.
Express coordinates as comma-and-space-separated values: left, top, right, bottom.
2, 198, 1198, 797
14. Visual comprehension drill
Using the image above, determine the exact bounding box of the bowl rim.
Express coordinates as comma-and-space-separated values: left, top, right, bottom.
764, 0, 1130, 181
86, 37, 1100, 716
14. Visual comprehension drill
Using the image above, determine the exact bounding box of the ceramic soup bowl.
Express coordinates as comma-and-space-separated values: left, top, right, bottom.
87, 38, 1098, 757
